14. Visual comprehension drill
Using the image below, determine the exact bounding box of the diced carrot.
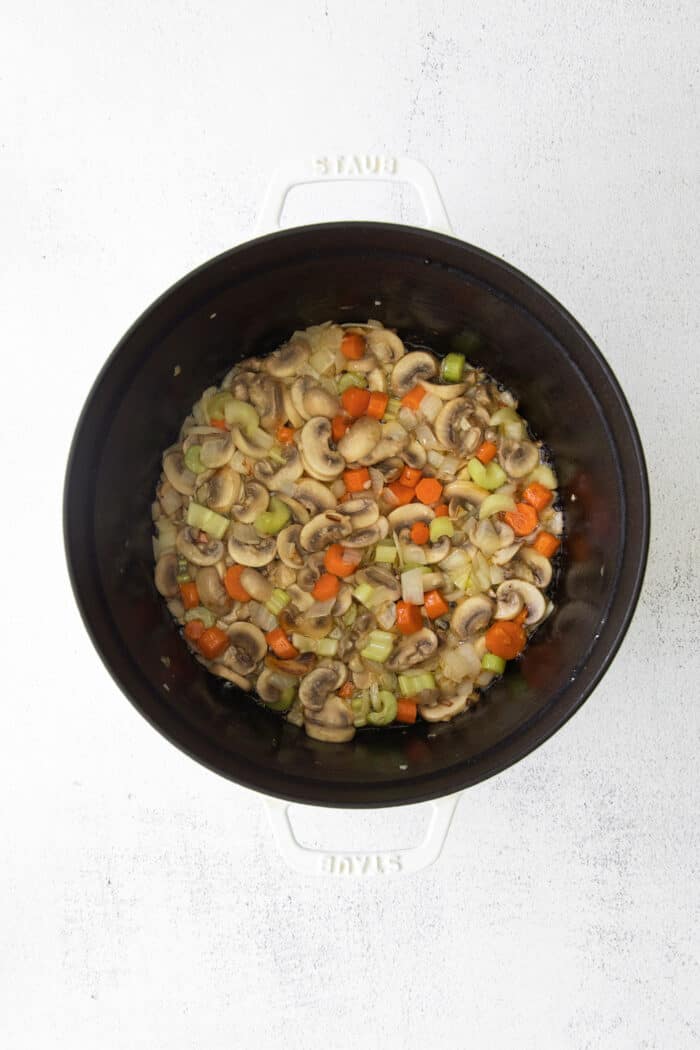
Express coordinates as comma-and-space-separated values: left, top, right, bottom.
197, 626, 230, 660
401, 385, 426, 411
276, 425, 296, 445
400, 465, 422, 488
265, 627, 299, 660
522, 482, 553, 511
485, 621, 526, 660
415, 477, 443, 505
386, 481, 415, 506
341, 386, 371, 417
312, 573, 340, 601
514, 607, 528, 626
366, 390, 389, 420
332, 414, 350, 442
395, 601, 424, 635
224, 565, 251, 601
339, 682, 355, 699
340, 332, 366, 360
210, 417, 228, 431
339, 492, 354, 502
410, 521, 430, 545
434, 503, 449, 517
179, 580, 200, 610
532, 531, 561, 558
396, 699, 418, 724
423, 590, 449, 619
343, 467, 371, 493
324, 544, 362, 578
476, 440, 498, 465
504, 502, 539, 536
184, 619, 206, 642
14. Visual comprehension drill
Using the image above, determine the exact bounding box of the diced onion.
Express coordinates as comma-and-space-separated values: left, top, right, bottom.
526, 463, 558, 489
398, 407, 418, 431
415, 422, 439, 449
441, 642, 482, 681
427, 449, 445, 468
401, 567, 426, 605
439, 455, 460, 476
489, 406, 521, 426
419, 393, 442, 422
249, 601, 278, 632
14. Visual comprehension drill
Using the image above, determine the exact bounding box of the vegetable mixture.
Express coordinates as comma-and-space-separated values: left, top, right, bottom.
152, 321, 562, 743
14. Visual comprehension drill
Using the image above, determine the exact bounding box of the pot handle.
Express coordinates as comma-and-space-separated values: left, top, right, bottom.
255, 154, 452, 235
264, 793, 460, 876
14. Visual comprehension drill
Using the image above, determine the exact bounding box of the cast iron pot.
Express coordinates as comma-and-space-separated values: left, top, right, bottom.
64, 162, 649, 836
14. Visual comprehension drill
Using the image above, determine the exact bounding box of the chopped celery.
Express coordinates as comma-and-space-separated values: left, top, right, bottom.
184, 445, 206, 474
374, 541, 398, 564
317, 638, 339, 657
398, 671, 436, 696
267, 446, 286, 466
489, 406, 521, 427
367, 690, 398, 726
403, 563, 432, 573
342, 604, 358, 627
254, 496, 291, 536
337, 371, 368, 393
525, 463, 557, 489
352, 693, 371, 727
479, 493, 516, 519
467, 458, 507, 491
440, 353, 465, 383
184, 606, 216, 628
309, 347, 336, 376
223, 397, 260, 436
291, 634, 317, 653
206, 391, 234, 422
353, 582, 377, 608
176, 555, 191, 583
266, 691, 295, 713
452, 569, 473, 592
186, 501, 230, 539
481, 652, 506, 674
429, 517, 454, 542
360, 630, 394, 663
384, 397, 402, 419
266, 588, 291, 616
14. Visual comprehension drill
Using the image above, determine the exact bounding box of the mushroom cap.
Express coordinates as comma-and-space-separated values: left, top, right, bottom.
264, 340, 310, 377
211, 664, 251, 689
355, 565, 401, 601
299, 417, 345, 480
163, 450, 197, 495
518, 546, 553, 587
498, 439, 539, 478
387, 628, 438, 670
337, 495, 380, 530
299, 511, 353, 553
402, 439, 428, 470
374, 457, 404, 483
195, 566, 233, 615
496, 580, 546, 625
356, 421, 409, 465
366, 326, 405, 364
303, 385, 341, 419
298, 662, 348, 711
276, 494, 311, 524
332, 584, 353, 617
231, 480, 270, 523
295, 551, 327, 592
391, 351, 438, 396
387, 503, 434, 531
253, 444, 304, 489
420, 691, 469, 723
282, 384, 305, 428
198, 465, 241, 513
293, 478, 338, 513
443, 479, 489, 507
224, 622, 267, 675
248, 375, 285, 431
239, 567, 273, 602
276, 524, 306, 569
337, 417, 382, 462
176, 526, 224, 566
256, 667, 294, 704
341, 517, 389, 548
198, 429, 234, 469
418, 379, 469, 400
231, 426, 273, 460
227, 528, 277, 567
450, 595, 494, 638
435, 399, 482, 455
154, 551, 179, 597
305, 695, 355, 743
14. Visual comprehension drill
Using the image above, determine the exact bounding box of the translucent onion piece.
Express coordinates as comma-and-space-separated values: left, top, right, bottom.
401, 567, 426, 605
419, 393, 442, 423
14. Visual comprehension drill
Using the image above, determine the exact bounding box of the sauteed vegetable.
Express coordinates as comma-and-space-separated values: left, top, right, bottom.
152, 322, 562, 743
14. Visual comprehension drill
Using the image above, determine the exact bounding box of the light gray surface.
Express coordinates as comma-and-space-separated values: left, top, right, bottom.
2, 2, 698, 1047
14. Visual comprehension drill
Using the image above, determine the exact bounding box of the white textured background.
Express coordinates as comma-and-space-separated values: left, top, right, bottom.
2, 2, 698, 1048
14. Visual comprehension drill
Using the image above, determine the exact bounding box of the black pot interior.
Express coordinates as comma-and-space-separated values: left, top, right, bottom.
64, 223, 648, 806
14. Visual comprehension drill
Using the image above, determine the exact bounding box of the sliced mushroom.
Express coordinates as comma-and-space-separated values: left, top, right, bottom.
248, 376, 285, 431
293, 478, 338, 514
337, 417, 382, 463
282, 384, 305, 428
231, 426, 274, 460
419, 690, 470, 723
356, 421, 410, 465
276, 494, 310, 524
277, 524, 306, 569
176, 526, 224, 566
227, 529, 277, 567
495, 580, 546, 625
299, 417, 345, 480
391, 351, 438, 396
402, 439, 427, 469
154, 552, 179, 597
337, 496, 380, 530
366, 326, 405, 364
253, 444, 303, 489
387, 628, 438, 670
267, 561, 296, 589
388, 503, 434, 531
298, 661, 348, 712
518, 546, 553, 587
443, 479, 489, 507
492, 541, 523, 566
265, 651, 317, 676
231, 480, 269, 523
305, 694, 355, 743
291, 378, 339, 421
163, 450, 197, 496
295, 552, 327, 592
211, 664, 250, 689
418, 379, 468, 400
239, 567, 273, 602
256, 667, 294, 705
158, 481, 183, 516
224, 622, 267, 676
355, 565, 401, 601
374, 457, 404, 483
498, 439, 539, 478
198, 429, 234, 468
195, 566, 233, 615
197, 465, 241, 513
451, 595, 493, 638
299, 511, 353, 552
435, 399, 482, 455
332, 584, 353, 617
342, 517, 389, 548
264, 340, 310, 378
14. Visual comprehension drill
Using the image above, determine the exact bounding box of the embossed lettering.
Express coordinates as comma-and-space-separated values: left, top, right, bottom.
313, 156, 329, 175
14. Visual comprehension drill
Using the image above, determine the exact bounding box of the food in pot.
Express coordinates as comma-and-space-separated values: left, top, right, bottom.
152, 321, 562, 743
